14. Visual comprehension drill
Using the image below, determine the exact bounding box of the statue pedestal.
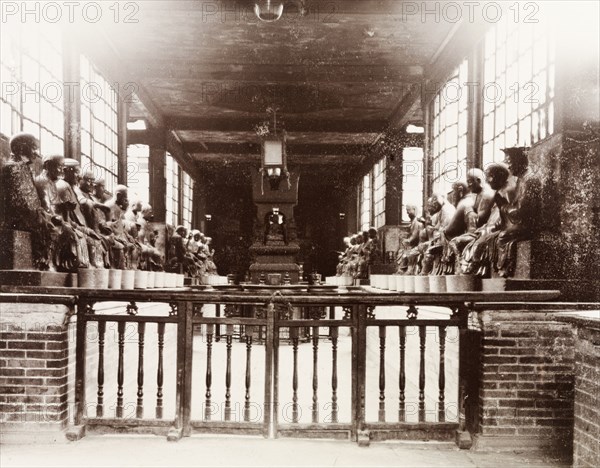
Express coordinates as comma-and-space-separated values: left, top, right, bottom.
0, 229, 33, 269
0, 270, 69, 287
248, 171, 301, 284
249, 242, 301, 284
0, 229, 70, 286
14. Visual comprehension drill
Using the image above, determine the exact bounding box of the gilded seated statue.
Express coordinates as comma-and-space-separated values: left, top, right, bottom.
263, 209, 287, 245
35, 154, 89, 272
459, 163, 511, 276
441, 173, 495, 274
420, 193, 456, 275
105, 185, 133, 269
77, 170, 112, 269
396, 205, 423, 274
0, 133, 59, 270
493, 147, 542, 277
58, 159, 105, 268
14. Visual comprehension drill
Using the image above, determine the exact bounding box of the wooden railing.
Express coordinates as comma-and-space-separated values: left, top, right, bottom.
0, 286, 561, 445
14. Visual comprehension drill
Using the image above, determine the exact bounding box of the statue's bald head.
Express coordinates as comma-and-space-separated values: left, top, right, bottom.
485, 163, 510, 191
427, 193, 446, 215
114, 185, 128, 195
141, 203, 154, 220
114, 185, 129, 210
467, 168, 486, 193
10, 132, 40, 162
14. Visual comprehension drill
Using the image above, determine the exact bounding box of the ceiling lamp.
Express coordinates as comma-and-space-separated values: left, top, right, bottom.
254, 0, 284, 22
257, 107, 289, 193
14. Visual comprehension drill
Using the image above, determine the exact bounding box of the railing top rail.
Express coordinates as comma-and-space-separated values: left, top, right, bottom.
471, 301, 600, 311
0, 293, 76, 306
0, 285, 560, 306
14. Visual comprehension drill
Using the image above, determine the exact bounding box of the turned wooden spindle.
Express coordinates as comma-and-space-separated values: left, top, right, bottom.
418, 325, 426, 422
438, 326, 447, 422
399, 326, 406, 422
378, 325, 386, 422
156, 322, 165, 419
96, 321, 106, 418
116, 321, 125, 418
136, 322, 145, 419
204, 324, 213, 421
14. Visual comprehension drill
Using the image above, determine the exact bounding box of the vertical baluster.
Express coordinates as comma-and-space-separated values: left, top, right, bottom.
244, 326, 254, 422
136, 322, 145, 418
378, 325, 386, 422
291, 327, 299, 424
224, 331, 233, 421
116, 321, 125, 418
438, 326, 447, 422
96, 321, 106, 417
156, 322, 165, 419
330, 326, 339, 424
312, 326, 319, 423
204, 324, 213, 421
398, 326, 406, 422
215, 305, 221, 342
418, 325, 426, 422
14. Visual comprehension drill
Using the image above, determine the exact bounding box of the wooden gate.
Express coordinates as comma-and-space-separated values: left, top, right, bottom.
69, 290, 492, 445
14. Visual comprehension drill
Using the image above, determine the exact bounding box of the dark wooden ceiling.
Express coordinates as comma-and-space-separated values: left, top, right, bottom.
92, 0, 454, 182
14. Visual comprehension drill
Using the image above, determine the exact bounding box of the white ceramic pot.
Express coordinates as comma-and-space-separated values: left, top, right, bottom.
121, 270, 135, 289
146, 271, 155, 289
446, 275, 478, 292
108, 269, 122, 289
429, 276, 446, 293
134, 270, 148, 289
394, 275, 404, 292
404, 275, 415, 293
94, 269, 109, 289
154, 271, 165, 288
414, 275, 430, 293
77, 268, 96, 288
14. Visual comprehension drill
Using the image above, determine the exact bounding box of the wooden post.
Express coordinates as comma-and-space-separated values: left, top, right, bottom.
62, 37, 80, 163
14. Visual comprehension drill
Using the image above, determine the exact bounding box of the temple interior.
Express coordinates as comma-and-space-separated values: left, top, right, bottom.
0, 1, 599, 464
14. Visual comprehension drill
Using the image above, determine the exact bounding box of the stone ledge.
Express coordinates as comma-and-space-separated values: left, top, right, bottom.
0, 270, 69, 287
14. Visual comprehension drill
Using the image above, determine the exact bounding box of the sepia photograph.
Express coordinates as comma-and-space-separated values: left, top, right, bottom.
0, 1, 598, 467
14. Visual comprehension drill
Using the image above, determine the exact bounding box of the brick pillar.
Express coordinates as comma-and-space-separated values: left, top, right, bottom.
557, 317, 600, 468
0, 303, 72, 443
474, 310, 575, 456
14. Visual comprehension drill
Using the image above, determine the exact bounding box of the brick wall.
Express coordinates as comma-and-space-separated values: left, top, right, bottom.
0, 303, 72, 443
474, 310, 575, 455
572, 322, 600, 468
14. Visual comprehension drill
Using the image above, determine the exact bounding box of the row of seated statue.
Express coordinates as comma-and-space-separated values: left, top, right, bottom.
335, 228, 381, 279
396, 146, 541, 279
0, 132, 218, 279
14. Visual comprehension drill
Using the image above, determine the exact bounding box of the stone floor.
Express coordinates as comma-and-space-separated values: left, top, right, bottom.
0, 435, 571, 467
1, 304, 572, 467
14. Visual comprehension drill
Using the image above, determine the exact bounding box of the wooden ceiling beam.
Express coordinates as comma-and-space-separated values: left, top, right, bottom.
184, 142, 368, 155
169, 117, 387, 133
126, 62, 423, 83
191, 153, 362, 165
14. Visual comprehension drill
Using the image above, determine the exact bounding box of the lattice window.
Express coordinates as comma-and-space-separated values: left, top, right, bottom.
80, 55, 118, 193
182, 171, 194, 229
401, 147, 424, 222
482, 16, 555, 165
0, 24, 64, 155
430, 59, 469, 196
165, 153, 180, 227
126, 144, 150, 204
359, 172, 372, 232
373, 157, 386, 229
